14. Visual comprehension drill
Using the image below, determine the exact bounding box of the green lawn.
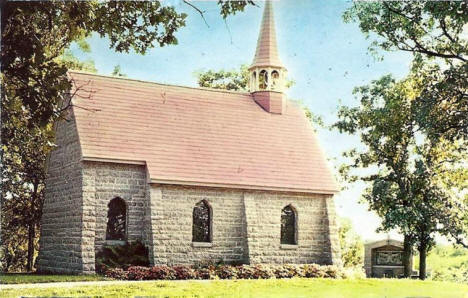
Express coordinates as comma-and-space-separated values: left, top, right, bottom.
0, 273, 110, 284
2, 278, 468, 298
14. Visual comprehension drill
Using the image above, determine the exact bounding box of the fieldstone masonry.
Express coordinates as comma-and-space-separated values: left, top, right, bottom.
37, 113, 86, 274
37, 112, 341, 274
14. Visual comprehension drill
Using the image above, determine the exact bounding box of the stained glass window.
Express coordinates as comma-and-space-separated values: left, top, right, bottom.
106, 197, 126, 241
281, 205, 297, 245
192, 200, 211, 243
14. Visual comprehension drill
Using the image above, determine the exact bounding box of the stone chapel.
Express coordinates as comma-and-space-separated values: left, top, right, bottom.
37, 1, 341, 274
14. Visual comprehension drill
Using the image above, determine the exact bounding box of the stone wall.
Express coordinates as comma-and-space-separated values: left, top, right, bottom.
147, 185, 248, 266
37, 112, 85, 274
147, 185, 340, 266
37, 112, 147, 274
244, 191, 339, 265
83, 162, 147, 255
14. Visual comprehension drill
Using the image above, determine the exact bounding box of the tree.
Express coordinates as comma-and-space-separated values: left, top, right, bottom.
1, 50, 96, 272
196, 64, 295, 92
1, 1, 254, 272
195, 65, 325, 129
343, 1, 468, 142
111, 65, 127, 77
1, 106, 54, 272
334, 74, 468, 279
338, 217, 364, 268
2, 1, 253, 130
196, 65, 250, 91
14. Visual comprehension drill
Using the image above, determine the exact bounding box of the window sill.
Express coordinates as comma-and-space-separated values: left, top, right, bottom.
192, 242, 213, 248
280, 244, 298, 250
105, 240, 126, 246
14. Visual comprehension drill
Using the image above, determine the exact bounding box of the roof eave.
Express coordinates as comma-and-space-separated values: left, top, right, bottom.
149, 177, 339, 195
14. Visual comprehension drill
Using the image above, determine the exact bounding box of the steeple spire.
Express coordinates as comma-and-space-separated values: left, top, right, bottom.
251, 0, 284, 68
249, 0, 287, 114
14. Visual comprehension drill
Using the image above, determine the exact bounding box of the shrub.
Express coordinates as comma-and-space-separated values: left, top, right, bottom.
195, 267, 215, 280
148, 265, 176, 280
127, 266, 151, 280
252, 265, 276, 279
95, 241, 149, 273
104, 263, 349, 281
173, 265, 196, 280
272, 265, 289, 278
236, 265, 257, 279
323, 265, 343, 279
215, 265, 238, 279
104, 268, 128, 279
303, 264, 325, 278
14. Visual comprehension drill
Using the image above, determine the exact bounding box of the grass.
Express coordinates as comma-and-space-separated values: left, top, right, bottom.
2, 278, 468, 298
0, 273, 110, 284
422, 245, 468, 273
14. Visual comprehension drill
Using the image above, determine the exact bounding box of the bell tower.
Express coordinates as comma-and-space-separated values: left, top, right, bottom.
249, 0, 287, 114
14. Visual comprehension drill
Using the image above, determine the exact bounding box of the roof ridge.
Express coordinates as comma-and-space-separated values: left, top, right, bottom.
68, 70, 252, 96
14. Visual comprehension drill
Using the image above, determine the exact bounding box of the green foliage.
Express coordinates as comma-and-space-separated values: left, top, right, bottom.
334, 73, 468, 278
416, 244, 468, 284
343, 1, 468, 142
195, 65, 324, 129
196, 64, 250, 91
104, 264, 349, 281
56, 50, 97, 73
342, 1, 468, 279
343, 1, 467, 62
95, 241, 150, 274
111, 65, 127, 77
217, 1, 256, 19
1, 100, 55, 272
338, 217, 364, 268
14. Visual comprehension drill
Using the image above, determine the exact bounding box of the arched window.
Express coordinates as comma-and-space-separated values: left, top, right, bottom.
281, 205, 297, 245
251, 71, 257, 90
259, 70, 268, 90
106, 197, 127, 241
192, 200, 211, 243
271, 71, 280, 90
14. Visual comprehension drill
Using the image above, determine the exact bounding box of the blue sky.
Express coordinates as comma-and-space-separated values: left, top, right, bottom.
71, 0, 414, 241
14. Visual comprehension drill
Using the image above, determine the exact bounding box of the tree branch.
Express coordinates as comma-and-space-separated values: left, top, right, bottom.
183, 0, 210, 28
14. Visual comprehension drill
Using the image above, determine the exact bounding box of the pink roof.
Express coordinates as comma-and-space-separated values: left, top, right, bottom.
251, 1, 284, 69
70, 71, 339, 194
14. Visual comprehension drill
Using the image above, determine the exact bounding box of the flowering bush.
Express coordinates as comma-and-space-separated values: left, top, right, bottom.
303, 264, 325, 278
173, 265, 196, 280
252, 265, 276, 279
148, 265, 176, 280
105, 263, 350, 281
215, 265, 238, 279
195, 267, 215, 280
236, 265, 257, 279
104, 267, 128, 279
323, 265, 343, 279
127, 266, 151, 280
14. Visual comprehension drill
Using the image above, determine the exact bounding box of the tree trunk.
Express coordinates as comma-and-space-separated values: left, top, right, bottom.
26, 179, 40, 272
418, 242, 427, 280
27, 223, 35, 272
403, 235, 412, 278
